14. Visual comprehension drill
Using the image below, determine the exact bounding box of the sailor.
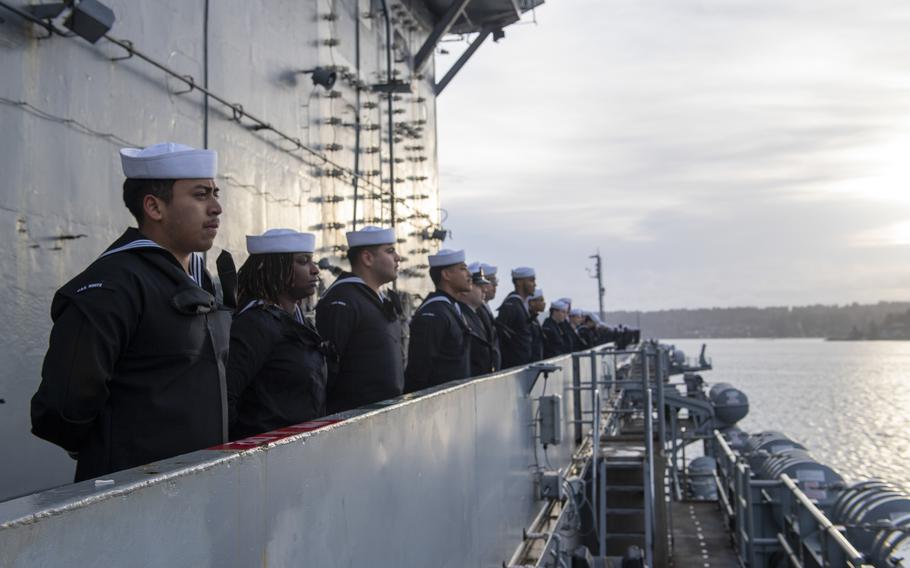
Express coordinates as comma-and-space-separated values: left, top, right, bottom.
477, 263, 501, 370
480, 263, 499, 301
315, 226, 404, 414
557, 297, 581, 352
460, 263, 496, 377
542, 300, 571, 357
496, 266, 537, 368
226, 229, 327, 440
528, 288, 546, 362
569, 308, 590, 349
31, 142, 230, 482
579, 312, 601, 347
404, 249, 473, 392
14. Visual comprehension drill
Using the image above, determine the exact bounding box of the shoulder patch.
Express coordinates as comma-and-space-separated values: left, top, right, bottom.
420, 312, 436, 317
75, 282, 105, 294
330, 300, 348, 306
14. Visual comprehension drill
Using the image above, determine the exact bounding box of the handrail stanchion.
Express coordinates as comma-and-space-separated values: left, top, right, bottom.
595, 388, 606, 557
655, 346, 668, 556
642, 345, 655, 567
592, 370, 602, 556
572, 353, 583, 444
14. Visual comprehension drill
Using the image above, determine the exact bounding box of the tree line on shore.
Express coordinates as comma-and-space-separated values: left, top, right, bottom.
605, 301, 910, 339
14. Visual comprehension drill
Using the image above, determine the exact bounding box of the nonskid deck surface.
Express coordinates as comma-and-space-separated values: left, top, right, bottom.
671, 501, 738, 567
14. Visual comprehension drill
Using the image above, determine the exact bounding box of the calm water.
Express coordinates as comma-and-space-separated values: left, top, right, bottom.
666, 338, 910, 490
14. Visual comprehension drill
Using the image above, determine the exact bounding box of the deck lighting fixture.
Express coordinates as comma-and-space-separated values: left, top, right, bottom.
64, 0, 115, 44
300, 67, 337, 90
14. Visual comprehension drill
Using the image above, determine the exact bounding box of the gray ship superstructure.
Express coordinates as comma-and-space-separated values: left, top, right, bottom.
0, 0, 540, 500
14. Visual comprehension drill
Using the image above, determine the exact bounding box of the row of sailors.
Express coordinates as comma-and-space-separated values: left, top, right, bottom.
28, 142, 636, 483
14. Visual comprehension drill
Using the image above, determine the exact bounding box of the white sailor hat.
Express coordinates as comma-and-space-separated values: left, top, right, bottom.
428, 249, 465, 268
120, 142, 217, 179
529, 288, 544, 301
246, 228, 316, 254
480, 263, 498, 277
569, 308, 584, 317
557, 297, 572, 306
346, 226, 396, 247
551, 300, 569, 311
511, 266, 536, 279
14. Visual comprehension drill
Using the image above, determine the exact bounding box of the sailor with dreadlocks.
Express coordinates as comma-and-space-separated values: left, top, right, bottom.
31, 143, 230, 482
315, 226, 404, 414
226, 229, 327, 440
404, 249, 473, 392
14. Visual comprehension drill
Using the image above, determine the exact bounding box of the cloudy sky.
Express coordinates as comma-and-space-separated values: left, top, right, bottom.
435, 0, 910, 312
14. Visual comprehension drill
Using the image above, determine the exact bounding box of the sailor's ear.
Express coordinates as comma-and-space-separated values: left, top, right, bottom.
360, 247, 375, 268
142, 194, 166, 223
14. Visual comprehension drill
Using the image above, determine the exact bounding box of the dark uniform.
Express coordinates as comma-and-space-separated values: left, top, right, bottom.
461, 302, 496, 377
31, 229, 230, 482
404, 291, 471, 392
227, 304, 327, 440
542, 317, 571, 357
562, 320, 587, 351
496, 292, 533, 368
530, 317, 544, 362
477, 303, 501, 371
579, 325, 599, 348
315, 273, 404, 414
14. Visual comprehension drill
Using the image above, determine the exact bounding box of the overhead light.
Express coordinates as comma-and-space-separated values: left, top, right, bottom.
63, 0, 115, 44
299, 67, 337, 90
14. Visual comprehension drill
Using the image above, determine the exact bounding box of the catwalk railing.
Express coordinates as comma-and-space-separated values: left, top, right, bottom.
712, 431, 873, 568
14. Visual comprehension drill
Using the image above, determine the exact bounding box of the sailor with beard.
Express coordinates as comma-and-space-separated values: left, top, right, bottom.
31, 143, 230, 481
316, 226, 404, 414
405, 249, 473, 392
496, 266, 537, 368
226, 229, 327, 440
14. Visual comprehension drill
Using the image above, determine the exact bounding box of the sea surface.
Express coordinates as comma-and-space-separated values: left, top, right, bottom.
665, 338, 910, 490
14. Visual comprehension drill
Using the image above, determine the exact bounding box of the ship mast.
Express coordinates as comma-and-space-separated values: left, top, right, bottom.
589, 250, 605, 321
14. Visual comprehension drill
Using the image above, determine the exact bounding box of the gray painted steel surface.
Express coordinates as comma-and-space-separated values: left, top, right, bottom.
0, 0, 545, 501
0, 354, 580, 567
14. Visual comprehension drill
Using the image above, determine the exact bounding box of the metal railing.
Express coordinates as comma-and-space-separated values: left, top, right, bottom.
712, 431, 873, 568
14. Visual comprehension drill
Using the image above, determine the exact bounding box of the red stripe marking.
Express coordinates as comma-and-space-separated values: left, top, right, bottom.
210, 419, 342, 451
